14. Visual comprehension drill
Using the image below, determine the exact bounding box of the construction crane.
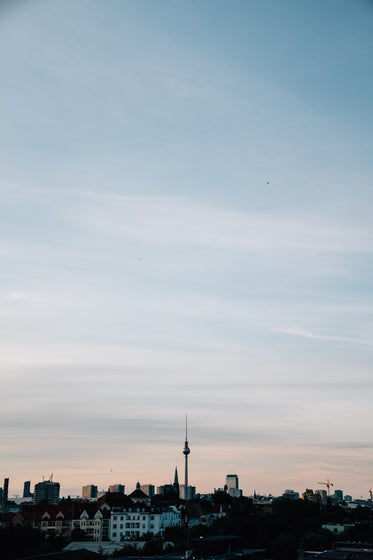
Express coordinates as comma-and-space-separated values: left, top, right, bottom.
318, 478, 334, 497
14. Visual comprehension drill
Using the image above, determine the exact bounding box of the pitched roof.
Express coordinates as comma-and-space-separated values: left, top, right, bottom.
96, 492, 133, 508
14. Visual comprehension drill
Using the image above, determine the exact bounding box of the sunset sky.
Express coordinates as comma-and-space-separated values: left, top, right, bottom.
1, 0, 373, 499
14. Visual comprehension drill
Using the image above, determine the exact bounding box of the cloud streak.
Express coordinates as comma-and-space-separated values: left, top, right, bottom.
274, 327, 373, 347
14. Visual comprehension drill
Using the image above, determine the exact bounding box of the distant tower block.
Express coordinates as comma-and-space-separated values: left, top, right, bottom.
225, 474, 242, 498
23, 481, 32, 498
183, 416, 190, 500
0, 478, 9, 513
108, 484, 125, 494
82, 484, 98, 500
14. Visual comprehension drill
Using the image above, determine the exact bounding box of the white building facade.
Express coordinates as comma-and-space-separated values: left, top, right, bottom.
110, 505, 181, 542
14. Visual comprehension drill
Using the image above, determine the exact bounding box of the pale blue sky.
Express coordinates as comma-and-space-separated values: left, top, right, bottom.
1, 0, 373, 498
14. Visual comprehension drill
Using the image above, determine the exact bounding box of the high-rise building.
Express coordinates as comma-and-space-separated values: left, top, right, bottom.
140, 484, 155, 498
179, 484, 196, 500
183, 417, 190, 500
23, 481, 32, 498
108, 484, 125, 494
315, 489, 327, 504
302, 489, 322, 503
226, 474, 238, 490
0, 478, 9, 513
157, 484, 175, 496
333, 490, 344, 504
34, 480, 60, 504
225, 474, 242, 498
82, 484, 98, 500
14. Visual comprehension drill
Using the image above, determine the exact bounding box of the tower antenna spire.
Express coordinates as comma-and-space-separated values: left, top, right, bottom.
183, 414, 190, 500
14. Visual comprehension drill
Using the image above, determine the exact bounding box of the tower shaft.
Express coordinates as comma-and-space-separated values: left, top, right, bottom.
182, 415, 190, 500
184, 451, 188, 500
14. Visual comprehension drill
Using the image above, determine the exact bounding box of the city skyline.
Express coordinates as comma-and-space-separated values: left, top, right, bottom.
1, 456, 371, 503
0, 471, 366, 503
1, 0, 373, 500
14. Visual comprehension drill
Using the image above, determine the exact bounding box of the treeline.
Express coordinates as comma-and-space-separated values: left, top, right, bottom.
0, 525, 65, 560
162, 496, 373, 560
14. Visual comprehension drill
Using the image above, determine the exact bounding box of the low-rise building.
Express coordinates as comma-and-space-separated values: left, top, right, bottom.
109, 504, 181, 542
128, 482, 150, 505
18, 503, 111, 540
322, 523, 352, 534
184, 502, 226, 527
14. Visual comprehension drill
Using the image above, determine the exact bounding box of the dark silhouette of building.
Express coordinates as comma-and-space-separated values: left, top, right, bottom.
129, 481, 150, 504
34, 480, 60, 504
108, 483, 125, 493
173, 466, 180, 498
1, 478, 9, 513
140, 484, 155, 497
23, 480, 32, 498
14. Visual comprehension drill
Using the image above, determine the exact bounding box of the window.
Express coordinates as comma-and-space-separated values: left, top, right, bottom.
113, 532, 117, 537
113, 524, 117, 529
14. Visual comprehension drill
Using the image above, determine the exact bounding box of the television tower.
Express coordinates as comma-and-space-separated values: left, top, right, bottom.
183, 415, 190, 500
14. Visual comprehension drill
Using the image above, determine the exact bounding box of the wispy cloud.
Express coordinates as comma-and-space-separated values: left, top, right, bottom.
274, 327, 373, 347
2, 183, 373, 255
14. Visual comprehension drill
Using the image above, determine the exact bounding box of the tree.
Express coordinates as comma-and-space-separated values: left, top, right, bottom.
211, 491, 231, 506
271, 531, 298, 560
142, 539, 162, 555
301, 529, 334, 551
0, 526, 45, 560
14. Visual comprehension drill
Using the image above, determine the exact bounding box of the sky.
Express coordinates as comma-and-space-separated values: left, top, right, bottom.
0, 0, 373, 500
